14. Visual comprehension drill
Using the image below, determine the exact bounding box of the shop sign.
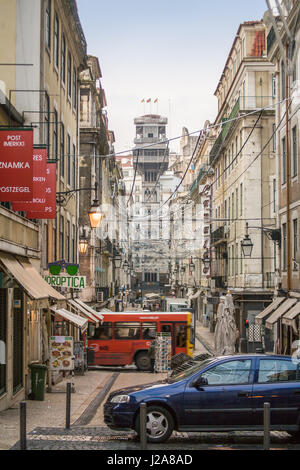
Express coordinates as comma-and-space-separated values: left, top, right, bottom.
26, 162, 56, 219
12, 147, 47, 212
50, 336, 74, 371
0, 129, 34, 201
44, 275, 86, 289
200, 184, 212, 276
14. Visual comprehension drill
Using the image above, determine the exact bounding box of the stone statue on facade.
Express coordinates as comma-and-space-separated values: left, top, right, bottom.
214, 292, 237, 356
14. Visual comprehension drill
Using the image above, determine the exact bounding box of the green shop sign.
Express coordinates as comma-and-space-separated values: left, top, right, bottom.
45, 259, 86, 289
44, 274, 86, 289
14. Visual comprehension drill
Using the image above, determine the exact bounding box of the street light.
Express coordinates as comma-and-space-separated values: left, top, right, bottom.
189, 258, 195, 272
88, 183, 104, 229
78, 228, 88, 254
114, 254, 122, 269
78, 237, 88, 254
241, 223, 254, 258
202, 252, 210, 269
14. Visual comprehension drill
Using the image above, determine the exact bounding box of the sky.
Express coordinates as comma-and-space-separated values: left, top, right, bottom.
77, 0, 270, 155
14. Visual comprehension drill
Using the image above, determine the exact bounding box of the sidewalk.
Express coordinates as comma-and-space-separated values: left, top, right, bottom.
195, 320, 215, 355
0, 369, 112, 450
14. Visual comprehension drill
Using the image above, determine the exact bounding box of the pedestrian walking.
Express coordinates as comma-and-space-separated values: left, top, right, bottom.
235, 327, 240, 353
147, 331, 156, 372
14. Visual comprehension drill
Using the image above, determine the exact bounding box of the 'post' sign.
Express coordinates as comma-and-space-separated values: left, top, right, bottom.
0, 129, 34, 201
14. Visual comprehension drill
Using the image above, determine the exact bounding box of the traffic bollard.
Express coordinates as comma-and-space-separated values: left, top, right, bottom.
66, 382, 71, 429
20, 401, 26, 450
263, 402, 270, 450
140, 403, 147, 450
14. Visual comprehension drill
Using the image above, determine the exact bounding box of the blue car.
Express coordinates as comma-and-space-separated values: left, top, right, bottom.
104, 354, 300, 443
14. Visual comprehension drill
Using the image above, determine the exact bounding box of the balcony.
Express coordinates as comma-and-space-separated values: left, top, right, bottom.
190, 163, 210, 195
211, 225, 226, 245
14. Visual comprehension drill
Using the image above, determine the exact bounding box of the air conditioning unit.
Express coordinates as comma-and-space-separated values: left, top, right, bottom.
97, 291, 104, 303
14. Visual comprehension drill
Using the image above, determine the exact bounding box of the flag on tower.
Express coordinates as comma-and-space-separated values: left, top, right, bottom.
146, 98, 151, 103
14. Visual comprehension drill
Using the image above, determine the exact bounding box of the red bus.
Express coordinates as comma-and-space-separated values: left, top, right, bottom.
86, 311, 194, 371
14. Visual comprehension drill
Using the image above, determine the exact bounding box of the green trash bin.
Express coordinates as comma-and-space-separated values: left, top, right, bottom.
29, 364, 48, 401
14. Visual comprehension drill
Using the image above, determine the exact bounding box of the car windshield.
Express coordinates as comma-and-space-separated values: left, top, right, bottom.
167, 358, 215, 383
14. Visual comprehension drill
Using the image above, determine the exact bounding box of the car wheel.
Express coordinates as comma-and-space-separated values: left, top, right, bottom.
135, 352, 151, 371
135, 406, 174, 443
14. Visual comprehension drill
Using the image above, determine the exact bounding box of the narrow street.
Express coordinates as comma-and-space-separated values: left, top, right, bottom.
2, 333, 299, 451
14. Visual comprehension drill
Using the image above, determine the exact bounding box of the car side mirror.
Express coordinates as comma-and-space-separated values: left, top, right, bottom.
191, 376, 208, 389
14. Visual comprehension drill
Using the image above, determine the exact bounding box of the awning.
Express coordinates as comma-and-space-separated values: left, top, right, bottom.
50, 307, 88, 332
145, 293, 160, 299
74, 298, 104, 322
282, 302, 300, 327
68, 299, 99, 326
0, 252, 65, 303
265, 298, 298, 329
255, 297, 286, 324
189, 290, 201, 300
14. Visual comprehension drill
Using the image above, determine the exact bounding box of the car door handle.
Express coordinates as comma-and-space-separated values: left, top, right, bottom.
238, 392, 249, 397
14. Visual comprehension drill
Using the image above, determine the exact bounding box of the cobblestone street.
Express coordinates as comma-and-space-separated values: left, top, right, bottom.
9, 425, 300, 450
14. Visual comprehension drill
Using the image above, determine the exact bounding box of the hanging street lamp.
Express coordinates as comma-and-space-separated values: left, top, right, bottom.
241, 222, 254, 258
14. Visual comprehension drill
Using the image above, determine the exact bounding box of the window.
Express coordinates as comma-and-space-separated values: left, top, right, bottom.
53, 220, 57, 260
44, 93, 50, 152
292, 126, 298, 177
232, 244, 235, 275
293, 219, 298, 270
142, 322, 156, 339
53, 109, 58, 160
240, 130, 243, 155
232, 192, 234, 220
235, 188, 238, 218
61, 33, 66, 83
240, 244, 243, 274
45, 0, 51, 49
67, 134, 71, 185
272, 123, 276, 152
60, 123, 65, 177
72, 223, 76, 262
67, 51, 72, 98
240, 183, 243, 216
235, 243, 238, 275
273, 179, 276, 213
54, 13, 59, 68
176, 324, 187, 348
282, 223, 287, 271
235, 136, 238, 164
59, 215, 64, 259
282, 137, 286, 184
114, 322, 140, 340
66, 220, 70, 261
272, 74, 276, 98
72, 144, 76, 189
281, 60, 286, 100
72, 67, 77, 109
88, 322, 112, 340
258, 359, 300, 383
201, 359, 252, 385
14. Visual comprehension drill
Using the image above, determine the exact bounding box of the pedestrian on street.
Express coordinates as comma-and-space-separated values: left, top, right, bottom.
235, 327, 240, 353
147, 331, 156, 372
